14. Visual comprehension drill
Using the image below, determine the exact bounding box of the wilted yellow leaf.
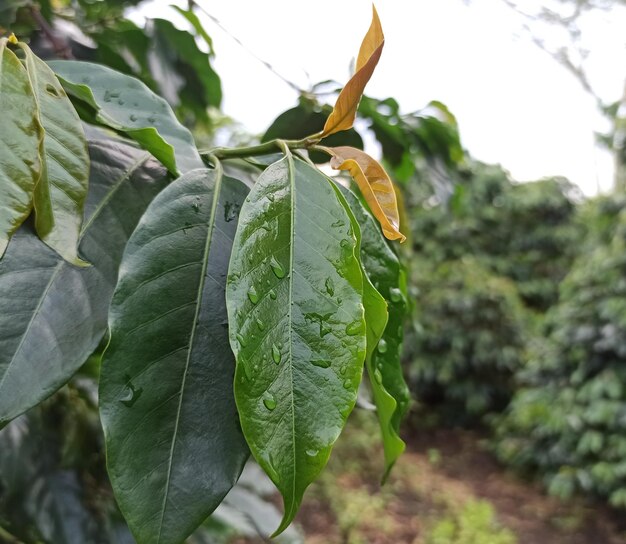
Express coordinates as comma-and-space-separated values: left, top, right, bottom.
320, 5, 384, 138
326, 146, 405, 242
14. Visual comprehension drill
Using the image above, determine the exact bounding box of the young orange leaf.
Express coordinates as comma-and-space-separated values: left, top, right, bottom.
320, 5, 384, 138
326, 146, 405, 242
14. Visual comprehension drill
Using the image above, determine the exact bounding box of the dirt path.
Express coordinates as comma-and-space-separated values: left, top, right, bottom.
293, 424, 626, 544
406, 428, 626, 544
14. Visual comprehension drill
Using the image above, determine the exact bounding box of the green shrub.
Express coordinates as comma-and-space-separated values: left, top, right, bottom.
410, 162, 581, 311
426, 500, 516, 544
408, 259, 528, 423
494, 216, 626, 507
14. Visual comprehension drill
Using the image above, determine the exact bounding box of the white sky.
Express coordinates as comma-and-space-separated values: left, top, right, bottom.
130, 0, 626, 195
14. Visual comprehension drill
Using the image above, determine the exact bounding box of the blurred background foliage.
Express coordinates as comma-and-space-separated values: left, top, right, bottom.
2, 0, 626, 542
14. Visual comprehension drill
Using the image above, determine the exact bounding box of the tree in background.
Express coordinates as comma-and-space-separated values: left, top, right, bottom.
492, 0, 626, 190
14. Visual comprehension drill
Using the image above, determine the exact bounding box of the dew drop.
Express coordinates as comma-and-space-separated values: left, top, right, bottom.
337, 298, 342, 304
236, 333, 247, 347
267, 192, 275, 202
311, 359, 331, 369
345, 320, 363, 336
45, 84, 59, 97
325, 277, 335, 297
340, 239, 351, 249
120, 379, 143, 407
272, 344, 281, 364
192, 201, 200, 213
247, 285, 259, 304
339, 365, 347, 376
148, 115, 156, 123
343, 378, 352, 390
263, 393, 277, 411
270, 256, 286, 278
118, 99, 125, 105
269, 289, 277, 300
373, 368, 383, 385
228, 272, 241, 283
306, 449, 319, 457
389, 287, 403, 303
331, 219, 345, 228
256, 318, 265, 331
130, 114, 138, 122
377, 339, 388, 354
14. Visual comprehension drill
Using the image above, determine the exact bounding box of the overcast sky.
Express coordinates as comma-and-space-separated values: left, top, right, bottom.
130, 0, 626, 195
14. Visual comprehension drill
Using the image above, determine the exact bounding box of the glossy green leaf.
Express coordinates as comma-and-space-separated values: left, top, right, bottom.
262, 102, 363, 164
0, 38, 42, 258
227, 154, 366, 536
337, 183, 408, 477
100, 168, 250, 544
0, 139, 169, 427
47, 60, 203, 176
19, 44, 90, 266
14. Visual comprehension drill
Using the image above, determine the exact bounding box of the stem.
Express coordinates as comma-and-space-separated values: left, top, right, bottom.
30, 6, 73, 59
201, 134, 323, 161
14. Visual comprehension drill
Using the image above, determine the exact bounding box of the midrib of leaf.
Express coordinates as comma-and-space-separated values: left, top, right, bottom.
156, 165, 223, 543
0, 150, 151, 400
286, 150, 297, 524
0, 262, 62, 398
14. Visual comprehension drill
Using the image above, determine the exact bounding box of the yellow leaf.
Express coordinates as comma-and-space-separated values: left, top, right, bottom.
326, 146, 405, 242
321, 5, 384, 138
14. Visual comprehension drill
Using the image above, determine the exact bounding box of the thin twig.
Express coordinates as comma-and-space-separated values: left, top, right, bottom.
189, 1, 303, 94
29, 6, 73, 59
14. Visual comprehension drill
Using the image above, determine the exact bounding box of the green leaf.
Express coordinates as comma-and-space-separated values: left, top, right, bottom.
100, 167, 250, 544
151, 18, 222, 109
337, 183, 408, 478
47, 60, 203, 176
227, 154, 366, 535
0, 139, 169, 427
171, 5, 215, 55
0, 38, 42, 259
18, 44, 90, 266
262, 102, 363, 164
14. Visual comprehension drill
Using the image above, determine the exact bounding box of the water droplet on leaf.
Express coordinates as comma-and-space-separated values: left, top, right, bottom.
345, 320, 363, 336
270, 256, 286, 278
263, 393, 277, 411
377, 339, 388, 354
236, 333, 247, 347
272, 344, 281, 364
269, 289, 277, 300
325, 277, 335, 297
256, 318, 265, 331
247, 285, 259, 304
311, 359, 331, 369
373, 368, 383, 384
390, 287, 403, 303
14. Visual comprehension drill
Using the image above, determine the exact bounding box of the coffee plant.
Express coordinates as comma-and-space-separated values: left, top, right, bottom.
0, 7, 410, 543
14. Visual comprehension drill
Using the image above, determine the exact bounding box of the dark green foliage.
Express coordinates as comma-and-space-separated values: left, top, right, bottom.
0, 376, 135, 544
408, 259, 528, 423
411, 161, 582, 311
262, 97, 363, 163
5, 1, 220, 127
494, 210, 626, 507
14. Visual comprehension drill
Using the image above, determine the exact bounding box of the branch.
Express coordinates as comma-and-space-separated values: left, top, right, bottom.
29, 6, 73, 59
